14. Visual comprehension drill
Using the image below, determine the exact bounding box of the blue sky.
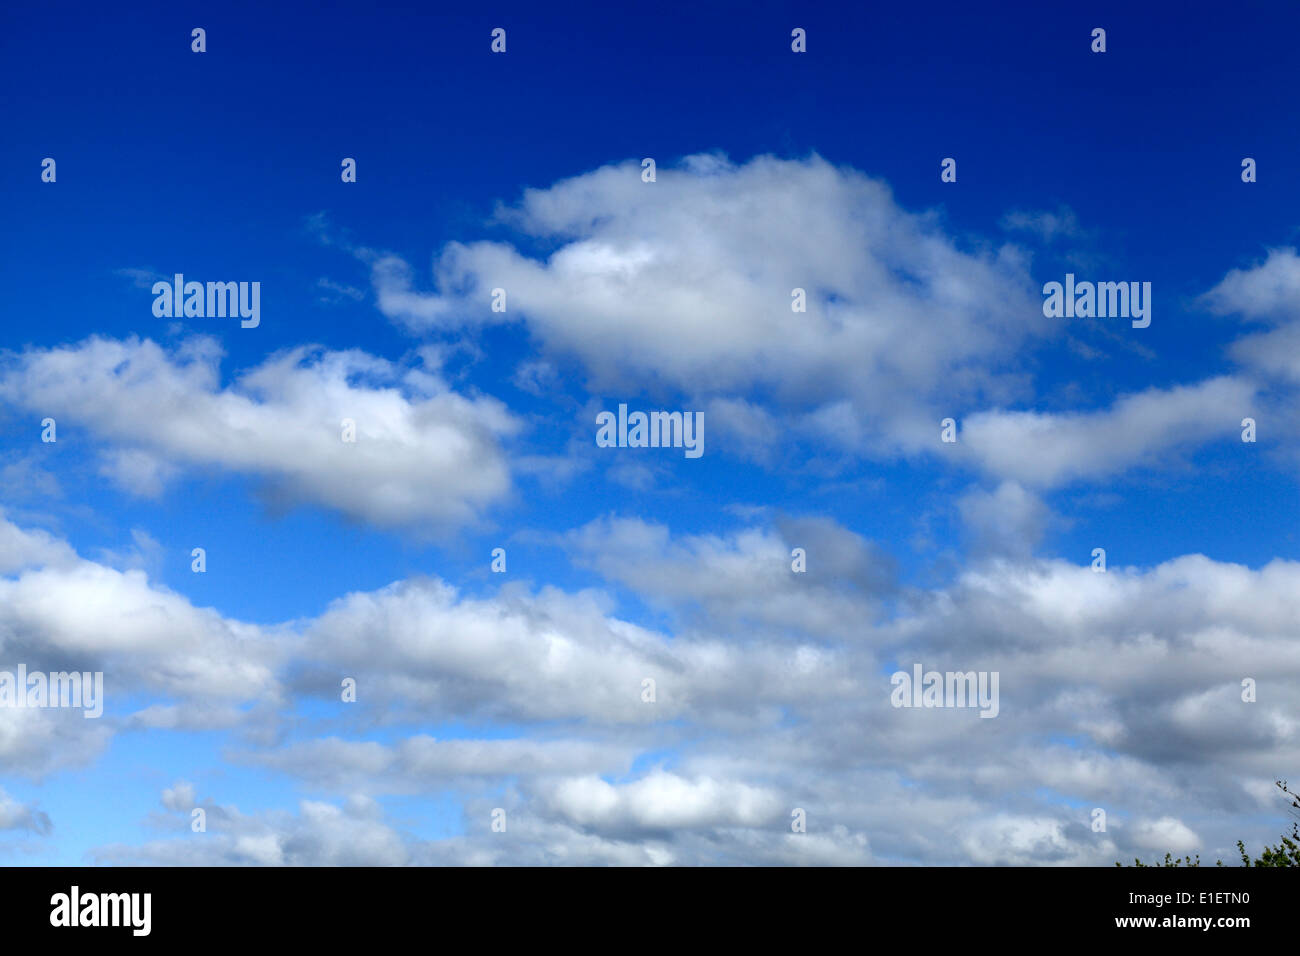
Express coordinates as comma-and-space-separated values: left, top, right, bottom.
0, 0, 1297, 865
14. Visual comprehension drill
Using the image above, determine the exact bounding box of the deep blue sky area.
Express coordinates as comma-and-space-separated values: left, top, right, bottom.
4, 0, 1296, 580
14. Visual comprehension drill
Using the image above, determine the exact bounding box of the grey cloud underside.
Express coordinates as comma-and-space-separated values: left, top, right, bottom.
1, 512, 1295, 865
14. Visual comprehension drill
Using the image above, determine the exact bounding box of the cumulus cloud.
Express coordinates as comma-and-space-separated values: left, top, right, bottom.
881, 553, 1300, 776
565, 515, 892, 641
0, 706, 113, 779
96, 792, 409, 866
4, 503, 1294, 864
349, 153, 1278, 487
534, 771, 785, 834
1200, 247, 1300, 323
161, 781, 196, 812
0, 787, 52, 836
366, 153, 1041, 452
99, 782, 870, 867
0, 513, 77, 574
245, 522, 1300, 863
0, 513, 282, 776
0, 336, 519, 531
0, 560, 280, 701
293, 573, 857, 726
235, 736, 632, 792
961, 815, 1102, 866
1201, 248, 1300, 385
1129, 816, 1201, 854
957, 376, 1256, 486
957, 481, 1050, 557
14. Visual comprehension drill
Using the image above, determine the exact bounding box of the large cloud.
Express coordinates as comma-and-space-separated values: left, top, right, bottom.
0, 513, 282, 776
0, 336, 519, 531
1202, 247, 1300, 386
368, 153, 1042, 449
957, 376, 1256, 486
358, 154, 1283, 488
94, 791, 409, 866
564, 514, 892, 641
4, 508, 1295, 864
292, 573, 857, 725
241, 521, 1300, 863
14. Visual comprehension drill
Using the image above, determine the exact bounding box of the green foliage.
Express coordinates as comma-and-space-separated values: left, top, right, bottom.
1116, 779, 1299, 867
1120, 852, 1212, 868
1235, 822, 1300, 867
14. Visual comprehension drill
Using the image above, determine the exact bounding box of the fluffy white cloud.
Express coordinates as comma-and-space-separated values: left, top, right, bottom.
5, 509, 1295, 865
957, 376, 1255, 486
1200, 247, 1300, 323
237, 736, 632, 792
957, 481, 1050, 557
1129, 816, 1201, 854
0, 704, 112, 779
368, 153, 1041, 450
0, 787, 51, 835
961, 815, 1104, 866
0, 560, 280, 701
0, 514, 77, 574
356, 154, 1281, 488
1201, 247, 1300, 386
565, 515, 891, 641
295, 573, 856, 725
0, 514, 283, 776
271, 522, 1300, 863
534, 771, 785, 833
0, 336, 519, 531
96, 792, 409, 866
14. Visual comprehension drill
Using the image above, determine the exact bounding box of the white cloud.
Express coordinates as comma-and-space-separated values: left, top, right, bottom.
0, 512, 77, 574
999, 206, 1082, 244
0, 787, 51, 835
536, 771, 785, 833
1201, 248, 1300, 385
295, 573, 857, 725
367, 153, 1041, 452
961, 815, 1100, 866
237, 736, 632, 791
957, 481, 1050, 557
161, 781, 196, 811
0, 561, 280, 700
0, 513, 283, 776
958, 376, 1256, 486
0, 336, 519, 531
96, 792, 408, 866
5, 510, 1296, 864
1200, 247, 1300, 323
353, 154, 1273, 487
565, 515, 891, 641
1130, 816, 1201, 854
